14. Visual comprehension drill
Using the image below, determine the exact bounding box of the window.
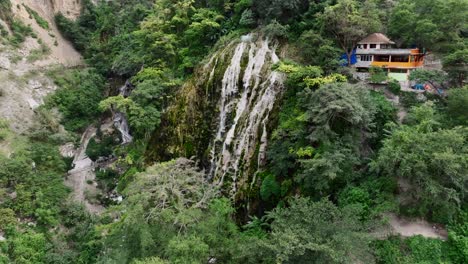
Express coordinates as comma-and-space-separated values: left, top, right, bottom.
391, 56, 409, 62
374, 55, 390, 62
370, 44, 377, 48
362, 44, 368, 49
359, 55, 373, 61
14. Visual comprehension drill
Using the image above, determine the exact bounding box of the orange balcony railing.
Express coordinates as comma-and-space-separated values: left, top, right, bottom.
371, 61, 424, 68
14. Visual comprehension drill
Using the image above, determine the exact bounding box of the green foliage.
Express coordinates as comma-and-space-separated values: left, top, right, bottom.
373, 235, 462, 264
253, 0, 307, 24
262, 198, 374, 263
447, 87, 468, 126
388, 0, 467, 53
45, 69, 105, 132
304, 83, 376, 143
320, 0, 381, 65
9, 19, 36, 46
268, 74, 388, 198
262, 20, 289, 39
8, 231, 47, 264
373, 103, 467, 223
0, 0, 12, 25
388, 79, 401, 95
369, 91, 398, 147
100, 68, 176, 138
96, 159, 248, 263
443, 48, 468, 87
260, 173, 280, 201
446, 213, 468, 263
23, 4, 49, 29
0, 208, 16, 230
369, 66, 387, 83
54, 13, 87, 51
238, 9, 255, 28
409, 69, 448, 89
297, 30, 341, 72
27, 41, 51, 62
85, 136, 114, 161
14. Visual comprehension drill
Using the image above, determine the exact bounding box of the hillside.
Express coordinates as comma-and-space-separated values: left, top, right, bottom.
0, 1, 466, 263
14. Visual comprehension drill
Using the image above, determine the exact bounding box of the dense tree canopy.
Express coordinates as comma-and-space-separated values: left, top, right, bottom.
1, 0, 466, 263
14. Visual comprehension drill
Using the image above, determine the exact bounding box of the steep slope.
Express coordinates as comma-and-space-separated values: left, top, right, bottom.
148, 34, 285, 201
0, 0, 82, 134
12, 0, 82, 66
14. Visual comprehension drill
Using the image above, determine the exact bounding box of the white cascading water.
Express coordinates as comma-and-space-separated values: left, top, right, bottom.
114, 81, 133, 144
209, 36, 285, 194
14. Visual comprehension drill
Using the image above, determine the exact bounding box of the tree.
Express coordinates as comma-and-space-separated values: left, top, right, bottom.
253, 0, 308, 23
409, 69, 448, 89
97, 159, 222, 263
447, 87, 468, 126
46, 69, 105, 132
321, 0, 381, 66
297, 30, 341, 72
262, 198, 374, 263
443, 49, 468, 87
304, 83, 376, 143
372, 103, 467, 223
388, 0, 467, 52
369, 66, 387, 83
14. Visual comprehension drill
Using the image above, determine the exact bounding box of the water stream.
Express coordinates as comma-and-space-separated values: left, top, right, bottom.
114, 80, 133, 144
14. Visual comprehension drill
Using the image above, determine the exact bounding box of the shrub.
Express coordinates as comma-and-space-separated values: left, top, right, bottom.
45, 69, 105, 132
23, 4, 49, 29
262, 20, 289, 39
388, 79, 401, 95
260, 173, 280, 201
85, 136, 114, 161
370, 66, 387, 83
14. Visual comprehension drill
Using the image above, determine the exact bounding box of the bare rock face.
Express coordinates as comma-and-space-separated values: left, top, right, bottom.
0, 57, 10, 70
60, 142, 76, 158
0, 1, 83, 132
9, 0, 82, 66
18, 0, 82, 20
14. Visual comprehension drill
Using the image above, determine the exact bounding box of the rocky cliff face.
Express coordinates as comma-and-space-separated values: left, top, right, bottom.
148, 34, 285, 202
0, 0, 81, 134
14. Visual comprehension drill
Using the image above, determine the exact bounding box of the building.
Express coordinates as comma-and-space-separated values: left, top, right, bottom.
353, 33, 425, 85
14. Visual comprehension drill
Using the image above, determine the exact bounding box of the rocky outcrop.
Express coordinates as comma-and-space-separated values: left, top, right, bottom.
148, 34, 285, 200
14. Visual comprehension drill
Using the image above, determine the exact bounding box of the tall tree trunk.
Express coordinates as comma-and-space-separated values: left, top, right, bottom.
346, 51, 352, 67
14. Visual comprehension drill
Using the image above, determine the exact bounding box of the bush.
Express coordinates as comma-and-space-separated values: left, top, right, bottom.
9, 19, 36, 46
260, 173, 280, 201
369, 66, 387, 83
45, 69, 105, 132
85, 136, 114, 161
388, 79, 401, 95
262, 20, 289, 39
54, 13, 86, 51
23, 4, 49, 29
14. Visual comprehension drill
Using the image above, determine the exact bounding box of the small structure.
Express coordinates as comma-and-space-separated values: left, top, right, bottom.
353, 33, 425, 86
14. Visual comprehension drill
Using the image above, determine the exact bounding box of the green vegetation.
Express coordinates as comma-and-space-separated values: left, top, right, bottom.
9, 19, 36, 46
23, 4, 49, 30
27, 41, 51, 62
1, 0, 466, 263
44, 68, 105, 132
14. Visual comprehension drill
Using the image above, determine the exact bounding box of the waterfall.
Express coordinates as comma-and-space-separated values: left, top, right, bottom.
208, 36, 285, 193
114, 80, 133, 144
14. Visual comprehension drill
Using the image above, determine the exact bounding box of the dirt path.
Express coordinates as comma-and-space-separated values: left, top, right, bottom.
65, 126, 104, 214
386, 213, 447, 240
